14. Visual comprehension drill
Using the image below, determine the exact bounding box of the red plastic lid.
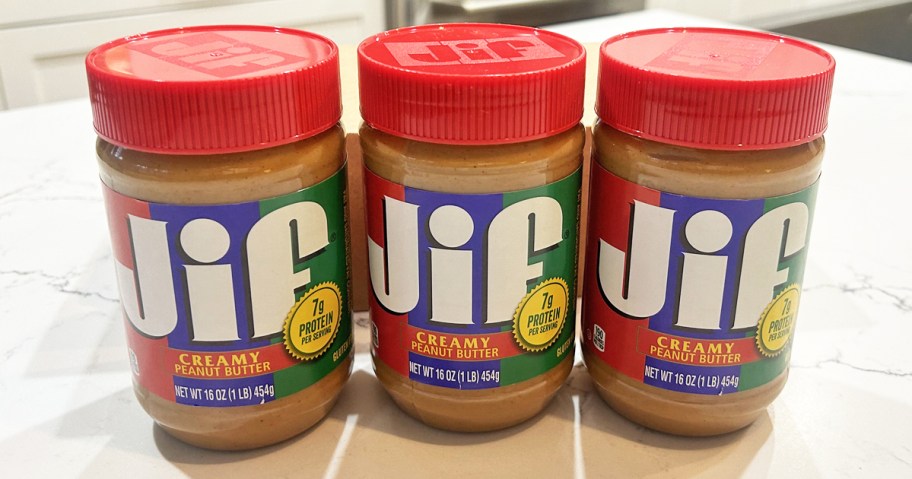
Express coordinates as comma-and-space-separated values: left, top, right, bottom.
358, 23, 586, 145
86, 25, 341, 154
596, 28, 836, 150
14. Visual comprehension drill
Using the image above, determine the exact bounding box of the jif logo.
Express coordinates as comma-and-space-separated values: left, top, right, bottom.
384, 36, 565, 66
130, 32, 307, 78
647, 36, 777, 77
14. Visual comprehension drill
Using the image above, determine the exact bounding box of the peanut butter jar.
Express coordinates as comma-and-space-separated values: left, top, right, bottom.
358, 23, 586, 431
87, 26, 352, 450
582, 28, 835, 436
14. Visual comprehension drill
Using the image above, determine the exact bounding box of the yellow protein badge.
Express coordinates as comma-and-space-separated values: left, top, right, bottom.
284, 282, 343, 361
513, 278, 570, 352
756, 284, 801, 357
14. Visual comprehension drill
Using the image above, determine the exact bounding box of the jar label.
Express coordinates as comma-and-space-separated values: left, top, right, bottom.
102, 167, 352, 407
365, 168, 581, 390
582, 165, 818, 395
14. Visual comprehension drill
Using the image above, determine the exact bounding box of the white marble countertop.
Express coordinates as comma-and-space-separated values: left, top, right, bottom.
1, 9, 911, 478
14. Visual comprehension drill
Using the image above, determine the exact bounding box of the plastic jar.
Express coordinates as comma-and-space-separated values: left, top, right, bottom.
358, 23, 586, 431
582, 28, 835, 436
87, 26, 352, 450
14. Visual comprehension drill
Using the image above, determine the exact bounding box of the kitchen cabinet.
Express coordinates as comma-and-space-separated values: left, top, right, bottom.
0, 0, 384, 109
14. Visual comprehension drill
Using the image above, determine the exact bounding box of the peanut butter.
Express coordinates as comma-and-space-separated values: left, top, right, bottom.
97, 127, 351, 449
87, 26, 352, 449
582, 28, 835, 436
362, 125, 583, 431
586, 121, 823, 436
358, 23, 586, 431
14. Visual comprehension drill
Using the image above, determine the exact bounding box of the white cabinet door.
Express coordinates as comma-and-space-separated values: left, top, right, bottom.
0, 0, 384, 109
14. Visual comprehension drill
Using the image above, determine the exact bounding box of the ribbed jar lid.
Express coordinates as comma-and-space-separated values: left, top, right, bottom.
596, 27, 836, 150
86, 25, 341, 154
358, 23, 586, 145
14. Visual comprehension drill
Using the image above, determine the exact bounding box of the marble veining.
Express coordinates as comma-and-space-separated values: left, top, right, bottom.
1, 10, 911, 478
807, 272, 912, 314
